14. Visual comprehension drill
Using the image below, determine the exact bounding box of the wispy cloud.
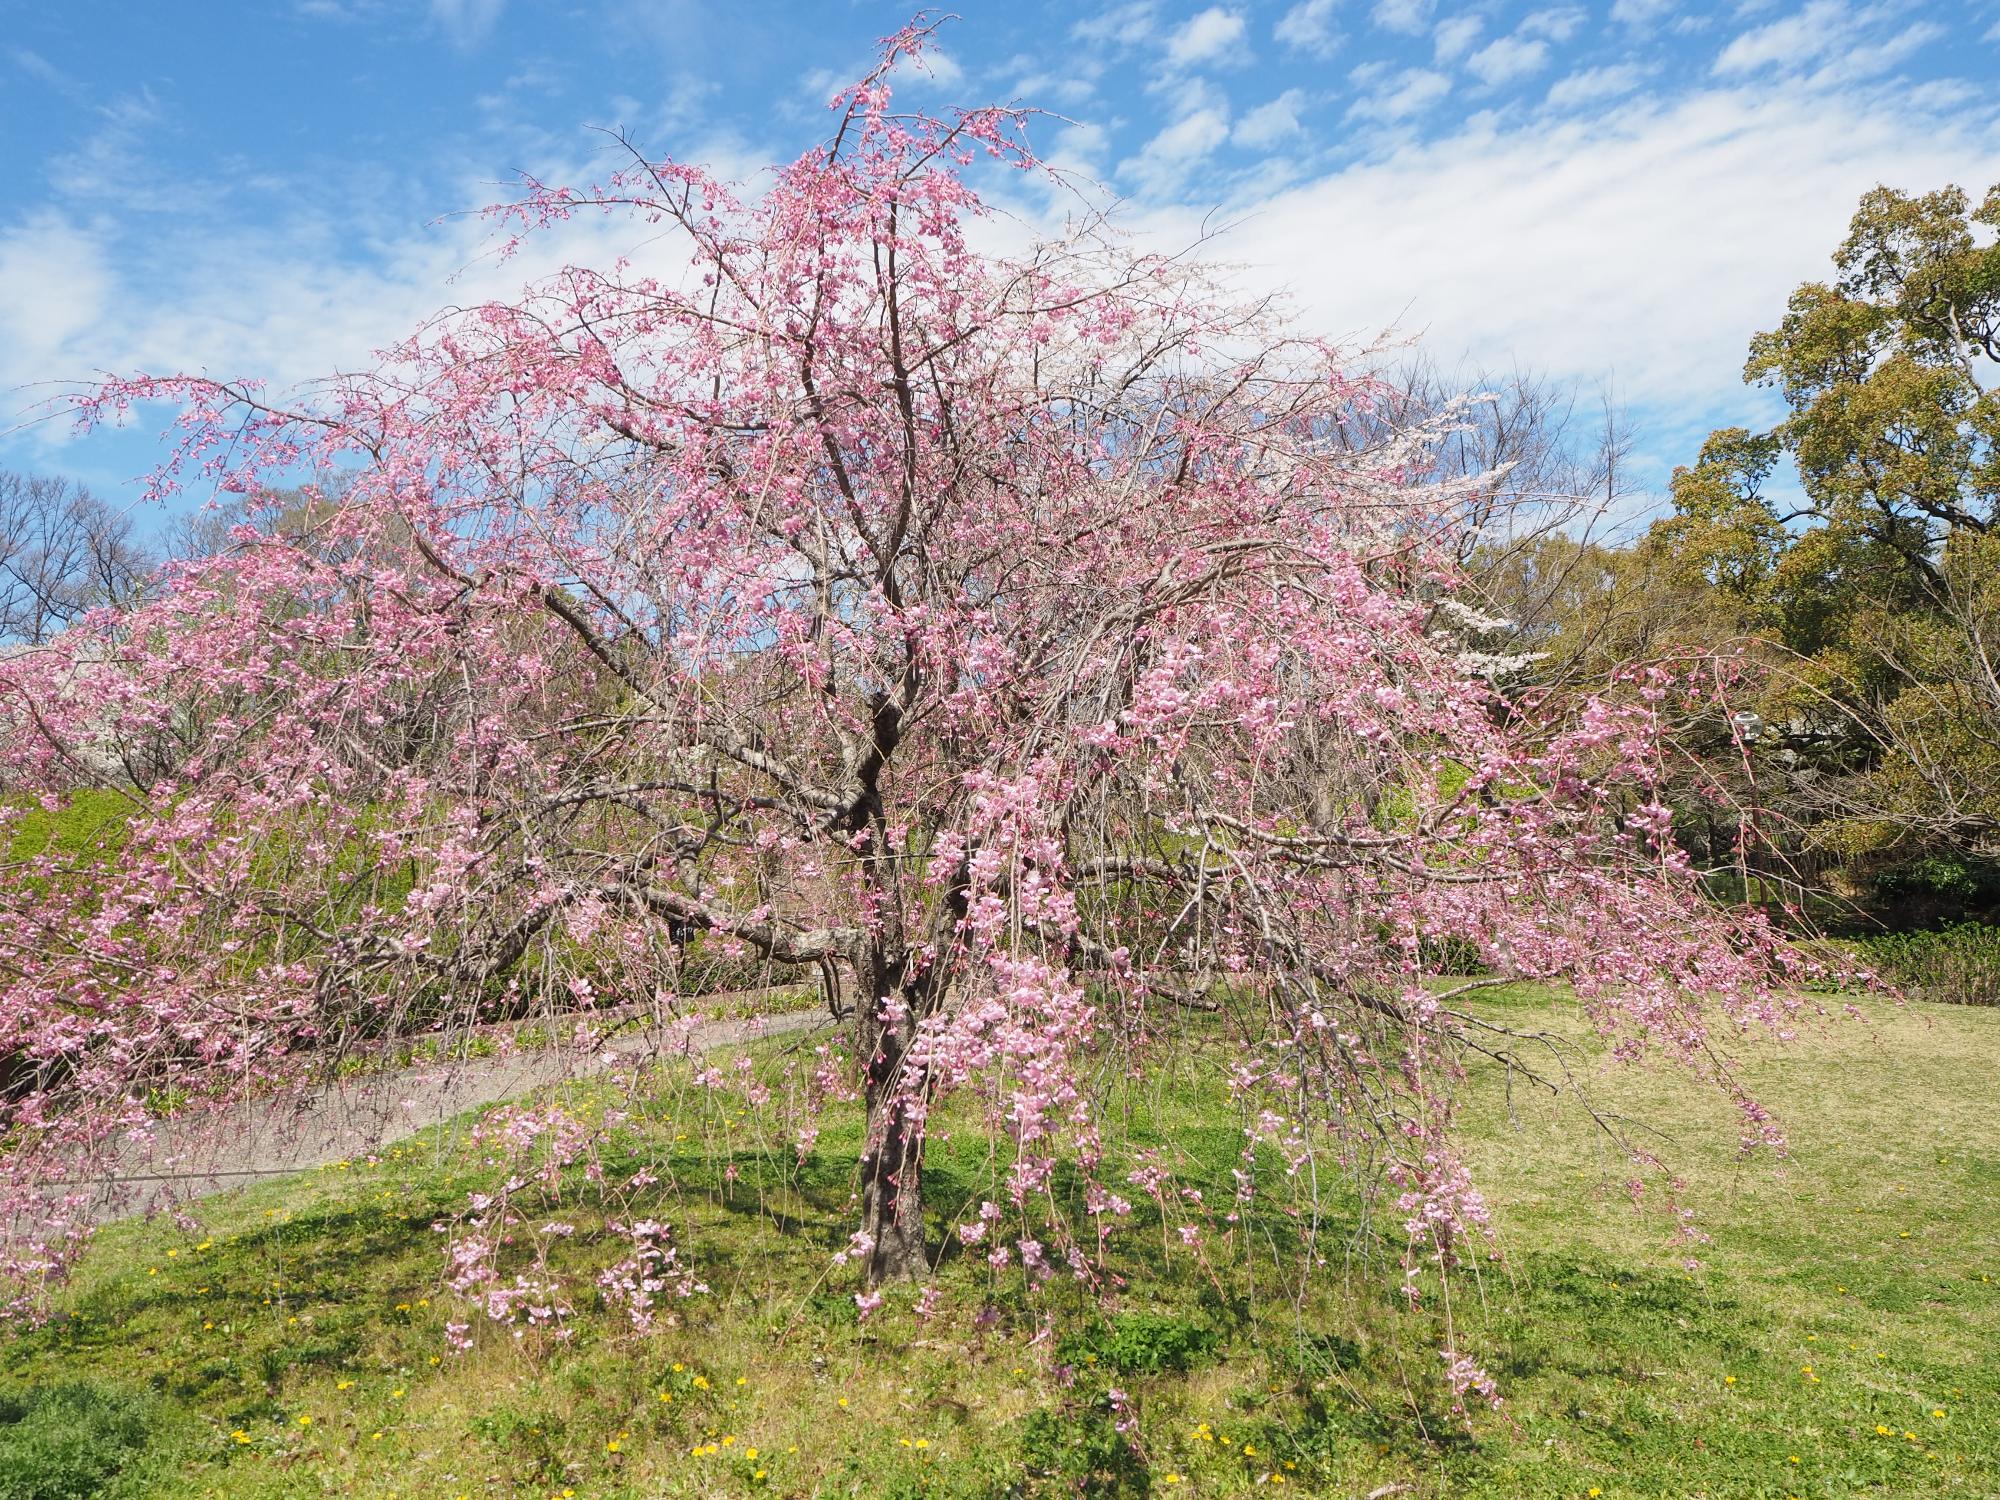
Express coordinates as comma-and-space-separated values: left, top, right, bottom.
1467, 35, 1551, 88
1610, 0, 1676, 26
1370, 0, 1434, 37
1545, 62, 1648, 108
1129, 79, 1999, 453
430, 0, 505, 48
1433, 15, 1483, 62
1345, 65, 1451, 123
1166, 7, 1248, 67
1072, 2, 1159, 49
8, 47, 87, 100
1121, 89, 1233, 193
1233, 88, 1308, 148
1275, 0, 1341, 58
1715, 1, 1940, 80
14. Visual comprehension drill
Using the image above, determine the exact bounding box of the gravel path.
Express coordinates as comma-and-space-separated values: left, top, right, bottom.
79, 1005, 833, 1224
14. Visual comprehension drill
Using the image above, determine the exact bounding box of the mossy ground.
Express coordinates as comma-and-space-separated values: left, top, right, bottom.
1, 988, 1993, 1498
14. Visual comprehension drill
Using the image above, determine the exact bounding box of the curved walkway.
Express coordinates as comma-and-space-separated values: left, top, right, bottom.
82, 1005, 833, 1224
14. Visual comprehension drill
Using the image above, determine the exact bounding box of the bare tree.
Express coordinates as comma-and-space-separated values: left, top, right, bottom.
0, 471, 155, 645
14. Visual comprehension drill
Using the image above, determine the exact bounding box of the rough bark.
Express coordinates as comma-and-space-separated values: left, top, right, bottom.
856, 985, 928, 1283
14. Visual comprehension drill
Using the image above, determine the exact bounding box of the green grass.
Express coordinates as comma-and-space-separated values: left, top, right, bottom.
0, 989, 1994, 1498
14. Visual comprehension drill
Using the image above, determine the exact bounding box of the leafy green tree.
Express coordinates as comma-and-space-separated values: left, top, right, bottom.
1662, 182, 2000, 887
1747, 182, 1998, 594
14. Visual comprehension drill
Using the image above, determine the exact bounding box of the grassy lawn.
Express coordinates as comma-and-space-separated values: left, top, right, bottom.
0, 988, 1993, 1498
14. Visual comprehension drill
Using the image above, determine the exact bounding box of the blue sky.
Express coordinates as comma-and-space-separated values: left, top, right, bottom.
3, 0, 1998, 525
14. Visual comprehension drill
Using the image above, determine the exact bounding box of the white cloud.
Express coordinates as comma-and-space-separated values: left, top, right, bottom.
0, 214, 113, 394
1345, 67, 1451, 123
1829, 21, 1944, 82
1610, 0, 1675, 25
1047, 120, 1113, 179
1467, 35, 1551, 87
1433, 15, 1483, 61
1123, 82, 2000, 436
8, 47, 85, 99
1276, 0, 1342, 58
1521, 6, 1588, 42
1545, 63, 1647, 108
1712, 0, 1937, 81
1371, 0, 1434, 37
916, 48, 965, 87
430, 0, 504, 47
1121, 102, 1233, 194
1234, 89, 1309, 149
1072, 2, 1159, 48
1714, 0, 1847, 72
1166, 7, 1248, 67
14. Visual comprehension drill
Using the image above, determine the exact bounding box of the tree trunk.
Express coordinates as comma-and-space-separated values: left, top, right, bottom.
857, 989, 928, 1284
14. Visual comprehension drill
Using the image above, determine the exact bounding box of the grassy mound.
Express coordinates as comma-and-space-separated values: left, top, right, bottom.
1, 988, 1994, 1497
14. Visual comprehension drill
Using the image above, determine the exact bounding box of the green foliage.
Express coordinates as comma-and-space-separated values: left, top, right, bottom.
1018, 1401, 1152, 1497
1060, 1311, 1219, 1377
1871, 854, 2000, 908
1853, 922, 2000, 1006
0, 1383, 174, 1500
1656, 427, 1788, 599
3, 790, 133, 866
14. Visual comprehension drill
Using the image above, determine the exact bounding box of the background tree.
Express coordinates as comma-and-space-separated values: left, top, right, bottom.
1656, 181, 2000, 910
0, 472, 153, 646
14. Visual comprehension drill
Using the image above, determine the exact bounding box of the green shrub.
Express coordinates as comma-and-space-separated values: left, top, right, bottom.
1018, 1402, 1151, 1497
0, 1383, 170, 1500
1871, 855, 2000, 908
1061, 1311, 1219, 1377
1853, 922, 2000, 1006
